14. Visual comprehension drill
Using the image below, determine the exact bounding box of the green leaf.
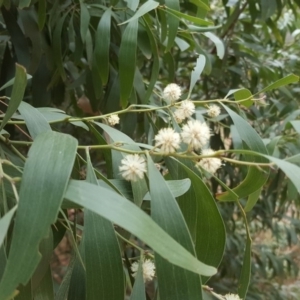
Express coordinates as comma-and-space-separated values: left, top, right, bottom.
119, 19, 139, 107
244, 188, 262, 212
65, 180, 217, 277
68, 247, 86, 300
18, 0, 30, 9
238, 234, 252, 298
18, 102, 52, 139
80, 2, 90, 43
189, 0, 210, 11
0, 131, 78, 300
147, 154, 203, 299
0, 75, 31, 93
55, 254, 76, 300
33, 267, 54, 300
175, 37, 190, 51
256, 74, 299, 95
0, 64, 27, 132
0, 206, 17, 248
202, 32, 224, 59
233, 88, 253, 108
119, 1, 159, 25
38, 0, 47, 30
166, 158, 226, 282
143, 179, 191, 200
164, 0, 180, 52
130, 259, 146, 300
188, 54, 206, 98
31, 232, 53, 291
84, 151, 124, 299
53, 13, 68, 80
94, 8, 112, 85
216, 105, 269, 201
260, 0, 277, 20
143, 15, 160, 103
287, 120, 300, 133
266, 156, 300, 194
163, 6, 213, 26
125, 0, 140, 11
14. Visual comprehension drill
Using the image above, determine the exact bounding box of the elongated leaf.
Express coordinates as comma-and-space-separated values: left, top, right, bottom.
125, 0, 140, 11
84, 152, 124, 299
130, 259, 146, 300
143, 14, 160, 102
143, 179, 191, 200
119, 1, 159, 25
38, 0, 47, 30
18, 102, 51, 139
0, 64, 27, 131
188, 54, 205, 98
202, 32, 224, 59
0, 206, 17, 248
94, 8, 111, 84
256, 74, 299, 94
31, 232, 53, 291
166, 158, 225, 282
266, 156, 300, 194
216, 105, 269, 201
189, 0, 210, 10
53, 13, 68, 80
164, 0, 180, 52
147, 154, 203, 299
244, 188, 262, 212
65, 180, 217, 277
163, 6, 213, 26
55, 254, 76, 300
33, 267, 54, 300
80, 2, 90, 43
68, 246, 86, 300
238, 235, 252, 298
18, 0, 30, 8
233, 88, 253, 108
0, 131, 78, 300
119, 19, 139, 107
0, 74, 31, 92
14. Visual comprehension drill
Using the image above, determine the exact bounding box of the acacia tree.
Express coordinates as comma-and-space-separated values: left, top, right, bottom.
0, 0, 299, 299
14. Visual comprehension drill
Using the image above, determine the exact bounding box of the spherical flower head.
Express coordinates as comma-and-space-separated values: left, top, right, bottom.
119, 154, 146, 182
174, 109, 185, 124
181, 120, 210, 150
224, 293, 242, 300
131, 259, 156, 283
179, 100, 195, 118
107, 114, 120, 126
207, 104, 221, 118
163, 83, 182, 104
154, 128, 181, 154
196, 148, 222, 174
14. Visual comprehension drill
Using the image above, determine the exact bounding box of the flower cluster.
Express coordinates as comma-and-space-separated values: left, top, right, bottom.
119, 154, 147, 182
131, 259, 156, 283
196, 149, 222, 174
118, 84, 223, 181
107, 114, 120, 126
207, 104, 221, 118
174, 100, 195, 123
224, 293, 242, 300
181, 120, 210, 150
154, 128, 181, 154
163, 83, 182, 104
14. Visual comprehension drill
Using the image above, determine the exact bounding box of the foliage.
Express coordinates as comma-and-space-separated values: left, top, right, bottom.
0, 0, 299, 300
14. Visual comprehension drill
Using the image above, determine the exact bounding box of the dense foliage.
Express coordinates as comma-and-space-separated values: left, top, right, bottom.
0, 0, 299, 299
